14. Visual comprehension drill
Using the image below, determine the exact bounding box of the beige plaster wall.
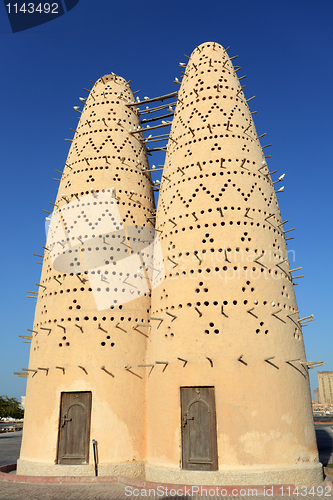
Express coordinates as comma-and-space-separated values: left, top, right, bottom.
18, 74, 155, 475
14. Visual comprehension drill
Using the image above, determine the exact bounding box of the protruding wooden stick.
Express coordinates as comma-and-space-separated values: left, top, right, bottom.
302, 361, 323, 369
155, 361, 169, 372
238, 355, 247, 365
194, 252, 202, 265
271, 309, 286, 323
138, 364, 155, 377
264, 357, 279, 369
253, 253, 266, 268
22, 368, 38, 376
177, 357, 188, 367
194, 307, 202, 317
245, 207, 253, 219
150, 317, 164, 328
132, 326, 149, 338
40, 327, 51, 334
38, 367, 49, 375
299, 315, 314, 322
221, 305, 228, 317
126, 91, 178, 107
36, 283, 46, 290
247, 308, 258, 319
165, 312, 177, 321
116, 323, 127, 332
101, 366, 114, 377
124, 366, 142, 379
206, 357, 213, 367
167, 257, 178, 268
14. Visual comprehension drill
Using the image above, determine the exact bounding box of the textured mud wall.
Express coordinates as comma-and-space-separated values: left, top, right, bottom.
146, 42, 319, 481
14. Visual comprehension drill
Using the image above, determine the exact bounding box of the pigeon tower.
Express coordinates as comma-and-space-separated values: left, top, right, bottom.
18, 74, 157, 478
146, 42, 321, 486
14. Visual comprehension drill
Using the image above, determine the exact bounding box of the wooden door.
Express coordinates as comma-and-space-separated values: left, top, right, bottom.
181, 387, 218, 471
57, 392, 92, 465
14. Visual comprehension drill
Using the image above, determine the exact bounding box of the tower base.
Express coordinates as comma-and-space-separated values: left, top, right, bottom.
146, 463, 324, 487
17, 459, 323, 486
16, 459, 144, 479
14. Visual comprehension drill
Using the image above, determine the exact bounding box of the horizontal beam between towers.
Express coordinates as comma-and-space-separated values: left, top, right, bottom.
138, 101, 177, 115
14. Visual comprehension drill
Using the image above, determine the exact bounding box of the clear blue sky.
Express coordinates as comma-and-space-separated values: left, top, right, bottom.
0, 0, 332, 401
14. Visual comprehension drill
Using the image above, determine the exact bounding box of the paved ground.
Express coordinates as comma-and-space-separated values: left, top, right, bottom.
0, 482, 331, 500
0, 482, 130, 499
0, 431, 22, 468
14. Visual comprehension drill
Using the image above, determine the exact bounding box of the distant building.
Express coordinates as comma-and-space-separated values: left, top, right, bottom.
20, 396, 26, 410
318, 371, 333, 405
314, 388, 320, 403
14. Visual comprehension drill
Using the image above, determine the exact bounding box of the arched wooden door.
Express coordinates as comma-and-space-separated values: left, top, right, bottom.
57, 392, 92, 465
181, 387, 218, 470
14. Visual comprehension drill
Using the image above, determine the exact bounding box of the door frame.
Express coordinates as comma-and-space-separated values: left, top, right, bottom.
180, 386, 218, 471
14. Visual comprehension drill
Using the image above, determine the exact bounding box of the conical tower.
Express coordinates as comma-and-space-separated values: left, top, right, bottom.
146, 42, 322, 485
18, 75, 156, 477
